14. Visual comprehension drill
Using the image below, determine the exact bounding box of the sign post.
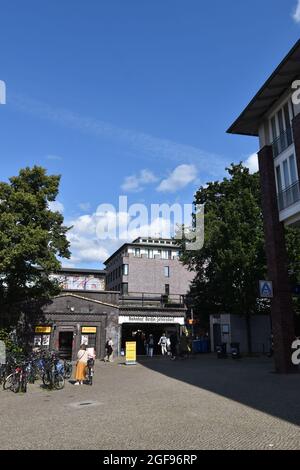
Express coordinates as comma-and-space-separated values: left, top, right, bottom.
259, 280, 273, 298
125, 341, 136, 365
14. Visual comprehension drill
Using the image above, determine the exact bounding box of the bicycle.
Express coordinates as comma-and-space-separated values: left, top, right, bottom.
42, 353, 65, 390
86, 358, 94, 386
63, 360, 73, 379
3, 360, 28, 393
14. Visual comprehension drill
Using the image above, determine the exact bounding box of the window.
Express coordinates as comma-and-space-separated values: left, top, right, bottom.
271, 116, 277, 141
284, 103, 291, 130
134, 248, 140, 257
162, 250, 172, 260
283, 160, 290, 188
164, 266, 170, 277
121, 283, 128, 295
270, 101, 293, 156
148, 249, 153, 259
165, 284, 170, 295
122, 264, 129, 276
289, 154, 297, 184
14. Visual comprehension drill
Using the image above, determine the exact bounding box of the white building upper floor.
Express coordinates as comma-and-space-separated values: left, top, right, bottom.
228, 39, 300, 226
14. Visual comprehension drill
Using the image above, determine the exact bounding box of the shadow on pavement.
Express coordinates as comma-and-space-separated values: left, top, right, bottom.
137, 354, 300, 426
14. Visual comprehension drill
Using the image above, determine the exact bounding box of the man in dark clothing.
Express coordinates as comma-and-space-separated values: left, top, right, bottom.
170, 333, 178, 359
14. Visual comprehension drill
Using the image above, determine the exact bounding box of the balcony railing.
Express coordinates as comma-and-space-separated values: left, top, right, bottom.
272, 127, 293, 158
119, 292, 186, 308
278, 180, 300, 211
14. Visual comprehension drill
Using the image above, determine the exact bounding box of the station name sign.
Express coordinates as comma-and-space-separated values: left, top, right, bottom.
118, 315, 185, 325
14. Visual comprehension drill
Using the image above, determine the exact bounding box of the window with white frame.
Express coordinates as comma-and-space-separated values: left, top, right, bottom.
270, 100, 293, 157
164, 266, 170, 277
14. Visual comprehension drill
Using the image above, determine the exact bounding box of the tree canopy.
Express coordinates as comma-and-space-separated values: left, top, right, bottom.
181, 163, 300, 347
0, 166, 71, 327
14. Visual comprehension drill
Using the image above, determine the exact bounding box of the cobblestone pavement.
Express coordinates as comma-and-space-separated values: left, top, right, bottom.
0, 355, 299, 450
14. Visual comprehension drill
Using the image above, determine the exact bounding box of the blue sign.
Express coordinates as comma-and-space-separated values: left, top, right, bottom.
259, 281, 273, 298
292, 285, 300, 296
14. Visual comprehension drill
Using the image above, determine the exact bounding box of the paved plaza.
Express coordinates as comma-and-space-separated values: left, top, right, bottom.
0, 355, 299, 450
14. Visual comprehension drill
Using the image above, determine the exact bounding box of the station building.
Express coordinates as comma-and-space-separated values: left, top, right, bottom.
33, 239, 194, 359
105, 237, 194, 355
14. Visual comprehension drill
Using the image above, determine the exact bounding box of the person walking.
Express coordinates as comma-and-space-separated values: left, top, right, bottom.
74, 344, 88, 385
158, 333, 168, 356
144, 337, 149, 356
104, 338, 114, 362
148, 334, 154, 357
170, 333, 178, 359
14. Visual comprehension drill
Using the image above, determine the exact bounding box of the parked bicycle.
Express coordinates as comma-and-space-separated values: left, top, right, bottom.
86, 358, 94, 385
42, 352, 65, 390
3, 359, 28, 393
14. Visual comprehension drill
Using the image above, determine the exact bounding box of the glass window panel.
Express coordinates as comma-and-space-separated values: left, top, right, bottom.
289, 155, 297, 184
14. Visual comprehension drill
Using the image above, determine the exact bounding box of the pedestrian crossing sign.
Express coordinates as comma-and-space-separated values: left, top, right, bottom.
259, 280, 273, 298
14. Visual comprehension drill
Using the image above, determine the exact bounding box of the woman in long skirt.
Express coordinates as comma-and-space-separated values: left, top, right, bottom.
75, 344, 88, 385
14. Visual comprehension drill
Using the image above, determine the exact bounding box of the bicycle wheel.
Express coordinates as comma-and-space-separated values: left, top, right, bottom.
21, 375, 27, 393
3, 373, 14, 390
11, 375, 21, 393
64, 363, 72, 380
54, 373, 65, 390
42, 372, 51, 387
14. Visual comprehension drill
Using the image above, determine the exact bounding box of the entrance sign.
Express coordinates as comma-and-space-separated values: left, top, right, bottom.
119, 315, 185, 325
125, 341, 136, 365
82, 327, 97, 333
259, 281, 273, 298
35, 326, 51, 334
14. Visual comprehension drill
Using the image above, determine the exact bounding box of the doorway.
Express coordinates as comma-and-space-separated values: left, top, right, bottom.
213, 324, 221, 352
121, 323, 178, 355
58, 331, 73, 359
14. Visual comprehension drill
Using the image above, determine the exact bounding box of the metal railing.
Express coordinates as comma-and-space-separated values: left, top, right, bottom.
278, 180, 300, 211
119, 292, 186, 308
272, 127, 293, 158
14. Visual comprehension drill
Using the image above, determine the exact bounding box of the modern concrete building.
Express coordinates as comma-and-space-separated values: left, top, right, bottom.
105, 237, 194, 296
105, 238, 195, 354
228, 39, 300, 372
32, 242, 194, 358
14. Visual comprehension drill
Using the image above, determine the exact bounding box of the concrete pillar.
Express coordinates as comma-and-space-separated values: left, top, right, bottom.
258, 145, 295, 373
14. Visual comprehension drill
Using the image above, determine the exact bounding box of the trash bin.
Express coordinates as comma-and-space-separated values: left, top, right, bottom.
230, 342, 240, 358
216, 342, 227, 358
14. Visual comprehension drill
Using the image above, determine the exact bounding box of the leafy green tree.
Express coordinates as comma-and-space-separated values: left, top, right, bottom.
181, 163, 300, 352
181, 164, 268, 353
0, 166, 71, 329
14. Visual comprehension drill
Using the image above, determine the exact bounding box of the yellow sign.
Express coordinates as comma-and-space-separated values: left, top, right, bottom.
125, 341, 136, 365
35, 326, 51, 334
82, 327, 97, 333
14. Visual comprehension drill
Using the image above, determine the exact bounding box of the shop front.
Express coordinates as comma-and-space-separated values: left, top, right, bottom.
119, 311, 186, 356
33, 293, 120, 360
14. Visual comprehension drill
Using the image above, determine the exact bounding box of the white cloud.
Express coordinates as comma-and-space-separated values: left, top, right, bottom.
67, 232, 109, 264
48, 200, 64, 213
66, 205, 183, 266
244, 153, 258, 174
156, 164, 198, 193
121, 169, 158, 192
293, 0, 300, 22
79, 202, 91, 211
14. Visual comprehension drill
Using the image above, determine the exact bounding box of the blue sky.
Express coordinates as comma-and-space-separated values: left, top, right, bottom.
1, 0, 300, 267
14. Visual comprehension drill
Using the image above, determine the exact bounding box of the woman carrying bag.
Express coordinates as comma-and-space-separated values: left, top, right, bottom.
74, 344, 89, 385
